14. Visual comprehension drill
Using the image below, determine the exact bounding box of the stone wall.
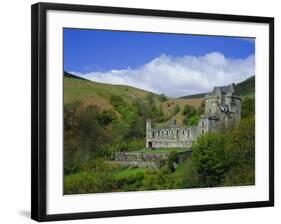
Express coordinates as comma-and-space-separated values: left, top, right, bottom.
146, 119, 198, 148
115, 151, 170, 162
109, 161, 159, 169
114, 150, 192, 168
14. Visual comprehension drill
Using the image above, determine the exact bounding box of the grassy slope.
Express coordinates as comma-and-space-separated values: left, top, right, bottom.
180, 75, 255, 99
64, 72, 149, 108
236, 76, 255, 97
64, 72, 202, 126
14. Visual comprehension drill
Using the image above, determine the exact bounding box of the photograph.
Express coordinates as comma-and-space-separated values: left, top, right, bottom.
63, 28, 256, 195
0, 0, 277, 223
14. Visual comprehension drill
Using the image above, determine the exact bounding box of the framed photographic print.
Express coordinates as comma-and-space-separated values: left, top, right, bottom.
31, 2, 274, 222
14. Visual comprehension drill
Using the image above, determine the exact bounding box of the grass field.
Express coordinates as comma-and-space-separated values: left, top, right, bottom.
112, 167, 147, 179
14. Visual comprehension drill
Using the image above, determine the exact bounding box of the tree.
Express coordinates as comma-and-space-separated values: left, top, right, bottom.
187, 115, 200, 126
192, 133, 228, 187
241, 97, 255, 118
110, 95, 136, 122
159, 93, 168, 102
125, 115, 145, 139
182, 105, 189, 115
197, 100, 205, 115
223, 116, 255, 185
182, 104, 199, 126
145, 93, 155, 105
78, 106, 103, 156
64, 102, 81, 174
100, 109, 117, 125
166, 151, 179, 172
173, 104, 180, 115
182, 104, 195, 116
225, 116, 255, 166
110, 95, 126, 108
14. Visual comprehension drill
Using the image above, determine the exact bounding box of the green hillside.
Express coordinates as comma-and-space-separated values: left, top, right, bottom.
236, 76, 255, 97
179, 93, 205, 99
64, 71, 150, 108
64, 71, 204, 127
180, 75, 255, 99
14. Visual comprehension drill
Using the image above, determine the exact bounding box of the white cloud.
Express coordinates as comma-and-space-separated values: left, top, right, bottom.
70, 52, 255, 98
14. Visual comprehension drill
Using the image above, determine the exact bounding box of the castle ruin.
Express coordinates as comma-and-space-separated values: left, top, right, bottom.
146, 83, 241, 149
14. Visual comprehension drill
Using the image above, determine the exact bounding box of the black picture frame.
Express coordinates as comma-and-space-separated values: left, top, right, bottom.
31, 2, 274, 222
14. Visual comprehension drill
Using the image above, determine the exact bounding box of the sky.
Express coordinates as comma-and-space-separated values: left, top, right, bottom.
64, 28, 255, 97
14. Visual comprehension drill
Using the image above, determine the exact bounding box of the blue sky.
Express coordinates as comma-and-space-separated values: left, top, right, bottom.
64, 28, 255, 97
64, 28, 254, 73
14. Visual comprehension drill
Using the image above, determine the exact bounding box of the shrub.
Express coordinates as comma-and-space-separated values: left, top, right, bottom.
241, 97, 255, 118
159, 93, 168, 102
223, 116, 255, 185
182, 105, 199, 126
187, 115, 200, 126
192, 133, 229, 187
115, 170, 145, 191
182, 104, 189, 115
64, 172, 115, 194
64, 102, 82, 175
110, 95, 126, 108
166, 151, 179, 172
182, 104, 195, 116
197, 100, 205, 115
100, 109, 117, 125
140, 169, 173, 190
173, 104, 181, 115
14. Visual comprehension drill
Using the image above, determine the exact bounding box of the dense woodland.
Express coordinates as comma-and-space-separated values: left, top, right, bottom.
64, 73, 255, 194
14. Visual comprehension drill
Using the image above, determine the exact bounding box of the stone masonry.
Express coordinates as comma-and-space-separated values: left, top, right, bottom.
113, 150, 192, 168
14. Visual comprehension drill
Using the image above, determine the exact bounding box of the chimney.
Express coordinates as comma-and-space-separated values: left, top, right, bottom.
146, 119, 151, 130
171, 119, 177, 127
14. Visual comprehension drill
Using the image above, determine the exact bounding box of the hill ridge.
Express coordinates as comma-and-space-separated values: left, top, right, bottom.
180, 75, 255, 99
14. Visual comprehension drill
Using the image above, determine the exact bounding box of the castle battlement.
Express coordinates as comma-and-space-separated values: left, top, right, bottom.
146, 84, 241, 149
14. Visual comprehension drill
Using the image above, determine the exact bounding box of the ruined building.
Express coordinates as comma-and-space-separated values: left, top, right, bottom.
146, 84, 241, 149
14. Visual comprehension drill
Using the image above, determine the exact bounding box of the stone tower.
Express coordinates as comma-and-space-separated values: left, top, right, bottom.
205, 83, 241, 131
146, 119, 152, 148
